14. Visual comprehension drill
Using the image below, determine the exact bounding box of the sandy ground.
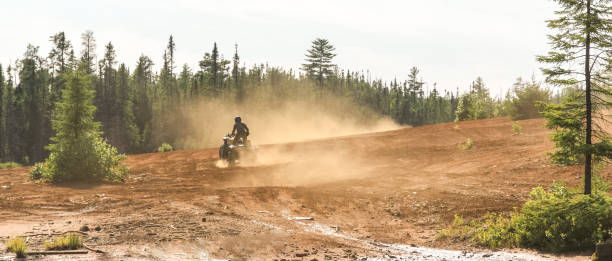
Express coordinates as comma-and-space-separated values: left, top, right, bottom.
0, 117, 606, 260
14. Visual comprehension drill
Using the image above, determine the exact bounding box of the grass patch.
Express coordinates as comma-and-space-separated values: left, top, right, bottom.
438, 178, 612, 252
512, 121, 522, 135
453, 124, 460, 130
458, 138, 473, 150
157, 143, 173, 152
6, 237, 27, 258
44, 234, 82, 250
0, 162, 21, 169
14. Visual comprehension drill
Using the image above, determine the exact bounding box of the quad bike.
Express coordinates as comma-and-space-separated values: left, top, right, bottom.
219, 134, 257, 166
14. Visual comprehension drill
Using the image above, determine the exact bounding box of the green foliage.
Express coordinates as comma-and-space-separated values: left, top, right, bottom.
44, 234, 82, 250
29, 162, 44, 180
157, 143, 173, 152
507, 77, 551, 120
540, 93, 586, 165
41, 71, 127, 182
516, 185, 612, 252
6, 237, 27, 258
436, 215, 473, 241
440, 181, 612, 252
512, 121, 522, 135
0, 161, 21, 169
301, 38, 336, 88
455, 77, 495, 121
537, 0, 612, 194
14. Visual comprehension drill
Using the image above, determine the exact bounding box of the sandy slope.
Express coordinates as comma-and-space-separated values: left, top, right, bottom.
0, 117, 603, 260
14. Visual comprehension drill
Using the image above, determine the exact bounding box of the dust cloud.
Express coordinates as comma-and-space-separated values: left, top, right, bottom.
177, 93, 400, 149
175, 89, 399, 187
226, 141, 377, 187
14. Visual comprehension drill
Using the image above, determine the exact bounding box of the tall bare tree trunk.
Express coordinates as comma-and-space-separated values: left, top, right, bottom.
584, 0, 592, 195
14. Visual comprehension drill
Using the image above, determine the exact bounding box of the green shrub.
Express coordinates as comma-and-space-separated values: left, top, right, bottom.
6, 237, 27, 258
516, 185, 612, 252
439, 182, 612, 252
45, 234, 82, 250
29, 163, 45, 180
512, 121, 522, 135
0, 162, 21, 169
157, 143, 173, 152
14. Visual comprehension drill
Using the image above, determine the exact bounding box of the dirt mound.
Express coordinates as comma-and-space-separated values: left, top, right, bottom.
0, 117, 602, 260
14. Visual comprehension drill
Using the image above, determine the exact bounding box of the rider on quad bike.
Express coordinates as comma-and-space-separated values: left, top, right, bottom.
231, 116, 250, 145
218, 116, 256, 166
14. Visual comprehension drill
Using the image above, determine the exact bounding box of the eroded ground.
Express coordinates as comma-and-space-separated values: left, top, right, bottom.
0, 118, 603, 260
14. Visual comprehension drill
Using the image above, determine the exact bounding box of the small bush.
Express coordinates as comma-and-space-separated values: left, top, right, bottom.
436, 215, 472, 240
157, 143, 173, 152
45, 234, 82, 250
30, 162, 45, 180
6, 237, 27, 258
512, 121, 522, 135
453, 124, 460, 131
459, 138, 473, 150
0, 162, 21, 169
439, 181, 612, 252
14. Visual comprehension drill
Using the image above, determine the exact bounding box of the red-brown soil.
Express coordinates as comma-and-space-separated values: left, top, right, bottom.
0, 117, 604, 260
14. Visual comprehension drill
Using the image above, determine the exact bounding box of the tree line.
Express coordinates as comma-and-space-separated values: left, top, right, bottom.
0, 33, 521, 165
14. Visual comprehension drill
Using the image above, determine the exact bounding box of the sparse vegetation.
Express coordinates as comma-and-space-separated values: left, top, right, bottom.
44, 234, 82, 250
0, 162, 21, 169
453, 124, 460, 131
157, 143, 173, 152
459, 138, 473, 150
512, 121, 521, 135
6, 237, 27, 258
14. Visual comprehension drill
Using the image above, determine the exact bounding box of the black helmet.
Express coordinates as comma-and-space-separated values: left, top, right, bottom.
234, 116, 242, 123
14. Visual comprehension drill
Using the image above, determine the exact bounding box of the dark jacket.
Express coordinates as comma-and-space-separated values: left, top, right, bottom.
232, 122, 250, 137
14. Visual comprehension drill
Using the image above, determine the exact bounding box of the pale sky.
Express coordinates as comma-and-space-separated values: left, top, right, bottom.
0, 0, 558, 96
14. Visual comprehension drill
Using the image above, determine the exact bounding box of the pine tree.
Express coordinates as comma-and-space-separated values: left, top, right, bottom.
20, 45, 48, 163
48, 32, 73, 75
40, 70, 126, 182
131, 55, 154, 152
301, 38, 337, 88
167, 35, 176, 76
537, 0, 612, 194
178, 64, 192, 103
5, 65, 22, 162
211, 42, 219, 90
0, 64, 4, 160
232, 44, 245, 102
98, 42, 118, 140
79, 31, 96, 74
117, 63, 140, 152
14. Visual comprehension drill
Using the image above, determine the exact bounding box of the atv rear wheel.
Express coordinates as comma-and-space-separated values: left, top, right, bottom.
219, 145, 225, 160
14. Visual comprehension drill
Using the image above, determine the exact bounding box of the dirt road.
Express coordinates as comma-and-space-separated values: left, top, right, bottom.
0, 118, 602, 260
